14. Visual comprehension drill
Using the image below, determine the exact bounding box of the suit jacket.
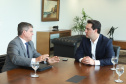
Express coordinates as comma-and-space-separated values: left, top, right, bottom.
75, 34, 115, 66
2, 36, 41, 72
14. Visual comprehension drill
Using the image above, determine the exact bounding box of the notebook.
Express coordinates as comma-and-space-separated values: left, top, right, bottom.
37, 63, 53, 71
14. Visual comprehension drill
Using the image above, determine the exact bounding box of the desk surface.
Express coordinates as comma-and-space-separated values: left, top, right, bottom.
0, 57, 126, 84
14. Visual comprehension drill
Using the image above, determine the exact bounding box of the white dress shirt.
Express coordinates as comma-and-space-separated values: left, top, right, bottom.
90, 35, 100, 65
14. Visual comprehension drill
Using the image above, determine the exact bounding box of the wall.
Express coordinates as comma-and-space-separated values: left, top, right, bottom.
76, 0, 126, 39
0, 0, 126, 54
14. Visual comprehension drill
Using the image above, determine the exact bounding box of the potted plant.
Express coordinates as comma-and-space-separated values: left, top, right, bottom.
72, 8, 92, 35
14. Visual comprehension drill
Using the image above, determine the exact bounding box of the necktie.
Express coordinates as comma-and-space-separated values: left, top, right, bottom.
25, 42, 30, 58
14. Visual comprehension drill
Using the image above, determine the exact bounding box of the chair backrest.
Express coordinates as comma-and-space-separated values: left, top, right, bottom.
113, 45, 120, 63
0, 54, 6, 73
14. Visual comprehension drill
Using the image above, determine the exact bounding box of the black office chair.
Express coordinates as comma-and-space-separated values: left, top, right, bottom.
0, 54, 6, 73
113, 45, 120, 63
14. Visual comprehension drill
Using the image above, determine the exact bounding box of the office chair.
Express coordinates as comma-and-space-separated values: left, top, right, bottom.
0, 54, 6, 73
113, 45, 120, 63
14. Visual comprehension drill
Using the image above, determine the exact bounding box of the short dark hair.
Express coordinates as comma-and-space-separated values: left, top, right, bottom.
87, 20, 101, 34
18, 22, 33, 36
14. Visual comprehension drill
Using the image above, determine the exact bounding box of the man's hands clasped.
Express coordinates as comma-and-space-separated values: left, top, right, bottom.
81, 56, 95, 65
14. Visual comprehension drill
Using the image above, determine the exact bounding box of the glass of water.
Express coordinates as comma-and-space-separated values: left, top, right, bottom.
31, 61, 39, 77
115, 64, 124, 83
111, 56, 118, 70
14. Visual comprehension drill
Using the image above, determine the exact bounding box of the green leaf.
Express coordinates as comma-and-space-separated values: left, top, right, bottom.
71, 8, 93, 34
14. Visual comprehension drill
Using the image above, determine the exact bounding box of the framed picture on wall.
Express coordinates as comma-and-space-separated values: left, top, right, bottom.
42, 0, 60, 22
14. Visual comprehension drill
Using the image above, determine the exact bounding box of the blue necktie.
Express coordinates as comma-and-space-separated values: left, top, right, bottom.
25, 42, 30, 58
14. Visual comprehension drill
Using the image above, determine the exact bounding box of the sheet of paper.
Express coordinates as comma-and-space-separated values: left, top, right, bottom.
66, 75, 86, 83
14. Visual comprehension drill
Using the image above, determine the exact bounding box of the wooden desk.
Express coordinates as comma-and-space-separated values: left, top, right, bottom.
37, 30, 71, 55
0, 57, 126, 84
113, 40, 126, 49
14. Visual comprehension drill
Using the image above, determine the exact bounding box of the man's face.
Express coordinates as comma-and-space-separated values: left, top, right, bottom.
24, 27, 33, 41
85, 23, 96, 38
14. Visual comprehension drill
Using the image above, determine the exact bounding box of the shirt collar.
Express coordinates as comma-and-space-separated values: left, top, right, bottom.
90, 34, 100, 44
19, 37, 27, 44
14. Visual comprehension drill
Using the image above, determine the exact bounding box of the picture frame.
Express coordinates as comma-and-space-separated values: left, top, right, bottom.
42, 0, 60, 22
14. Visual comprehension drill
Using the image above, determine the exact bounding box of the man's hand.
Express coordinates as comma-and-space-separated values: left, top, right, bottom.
81, 56, 95, 65
48, 56, 60, 64
36, 54, 49, 62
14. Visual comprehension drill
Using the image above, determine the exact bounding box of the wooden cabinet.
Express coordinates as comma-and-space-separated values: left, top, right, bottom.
36, 30, 71, 55
113, 40, 126, 49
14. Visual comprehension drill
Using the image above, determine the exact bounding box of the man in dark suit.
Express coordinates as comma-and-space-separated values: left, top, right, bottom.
75, 20, 114, 66
2, 22, 60, 72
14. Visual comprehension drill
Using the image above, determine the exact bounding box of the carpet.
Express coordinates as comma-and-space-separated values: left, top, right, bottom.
118, 55, 126, 64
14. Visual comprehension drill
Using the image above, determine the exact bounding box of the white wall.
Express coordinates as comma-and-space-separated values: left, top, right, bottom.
0, 0, 126, 54
76, 0, 126, 40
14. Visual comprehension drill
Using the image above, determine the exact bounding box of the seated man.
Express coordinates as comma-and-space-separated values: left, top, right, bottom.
2, 22, 60, 72
75, 20, 114, 66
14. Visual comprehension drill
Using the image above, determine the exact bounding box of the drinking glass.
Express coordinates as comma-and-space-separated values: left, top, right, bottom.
31, 61, 39, 77
115, 64, 124, 83
111, 56, 118, 70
